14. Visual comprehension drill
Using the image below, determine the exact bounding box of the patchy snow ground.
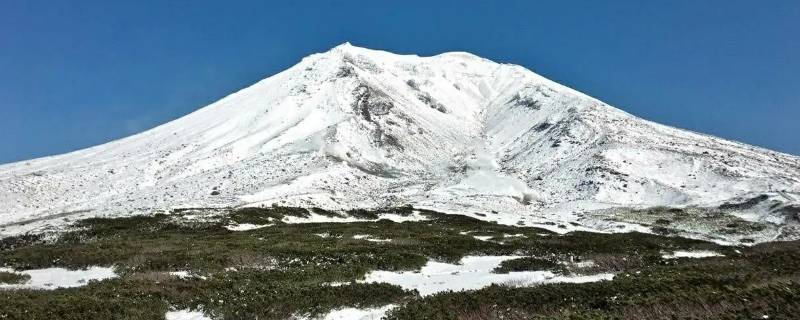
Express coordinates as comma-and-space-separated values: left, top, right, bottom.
0, 266, 117, 290
361, 255, 614, 296
662, 250, 724, 259
165, 309, 211, 320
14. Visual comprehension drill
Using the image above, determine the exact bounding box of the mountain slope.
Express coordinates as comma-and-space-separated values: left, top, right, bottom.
2, 43, 799, 242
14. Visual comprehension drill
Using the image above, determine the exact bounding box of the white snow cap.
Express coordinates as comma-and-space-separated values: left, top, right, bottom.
1, 43, 798, 242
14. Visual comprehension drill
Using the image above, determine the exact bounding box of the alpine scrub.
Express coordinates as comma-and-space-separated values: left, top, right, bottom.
3, 207, 797, 319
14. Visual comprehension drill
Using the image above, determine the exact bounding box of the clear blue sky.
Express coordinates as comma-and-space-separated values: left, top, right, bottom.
1, 0, 798, 164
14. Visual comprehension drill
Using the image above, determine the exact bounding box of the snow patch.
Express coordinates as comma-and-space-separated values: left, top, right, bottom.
282, 211, 429, 224
0, 266, 117, 290
352, 234, 392, 242
662, 250, 723, 259
169, 271, 207, 280
313, 304, 396, 320
165, 309, 211, 320
224, 223, 273, 231
361, 255, 614, 296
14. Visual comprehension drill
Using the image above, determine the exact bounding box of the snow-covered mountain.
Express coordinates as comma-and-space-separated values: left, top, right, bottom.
2, 43, 799, 241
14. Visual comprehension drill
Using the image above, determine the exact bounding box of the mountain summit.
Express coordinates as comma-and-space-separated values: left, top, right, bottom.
2, 44, 799, 242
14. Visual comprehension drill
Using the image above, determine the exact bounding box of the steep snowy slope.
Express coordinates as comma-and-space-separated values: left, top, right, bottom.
2, 43, 799, 242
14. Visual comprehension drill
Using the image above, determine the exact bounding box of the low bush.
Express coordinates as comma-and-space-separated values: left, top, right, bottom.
0, 206, 782, 319
493, 257, 567, 274
0, 271, 29, 284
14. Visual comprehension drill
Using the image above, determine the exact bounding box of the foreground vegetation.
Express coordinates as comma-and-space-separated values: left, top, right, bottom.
0, 206, 797, 319
0, 271, 29, 284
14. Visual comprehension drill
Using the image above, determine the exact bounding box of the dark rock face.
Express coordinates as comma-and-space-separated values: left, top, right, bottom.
719, 194, 769, 210
509, 93, 541, 110
417, 92, 447, 113
350, 84, 405, 152
353, 84, 393, 122
534, 122, 551, 132
336, 65, 355, 78
406, 79, 447, 113
778, 205, 800, 222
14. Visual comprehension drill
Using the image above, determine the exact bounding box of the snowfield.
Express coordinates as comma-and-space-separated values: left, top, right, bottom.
165, 309, 211, 320
1, 43, 798, 243
0, 266, 117, 290
299, 305, 397, 320
361, 255, 614, 296
661, 250, 724, 259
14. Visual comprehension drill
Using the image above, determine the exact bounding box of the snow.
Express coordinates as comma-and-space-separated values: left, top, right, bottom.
352, 234, 392, 242
0, 266, 117, 290
169, 271, 190, 278
361, 255, 614, 296
315, 232, 336, 238
314, 304, 396, 320
322, 281, 348, 287
224, 223, 272, 231
282, 211, 429, 224
169, 271, 207, 280
445, 170, 538, 204
1, 43, 798, 244
662, 250, 724, 259
165, 309, 211, 320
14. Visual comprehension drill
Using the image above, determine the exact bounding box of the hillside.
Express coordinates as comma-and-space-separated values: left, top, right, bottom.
1, 43, 799, 243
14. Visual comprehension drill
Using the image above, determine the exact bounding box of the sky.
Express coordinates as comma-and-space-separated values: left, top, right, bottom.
0, 0, 798, 164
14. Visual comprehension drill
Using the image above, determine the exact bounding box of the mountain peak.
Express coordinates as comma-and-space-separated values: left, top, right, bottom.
323, 43, 490, 66
328, 42, 388, 57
